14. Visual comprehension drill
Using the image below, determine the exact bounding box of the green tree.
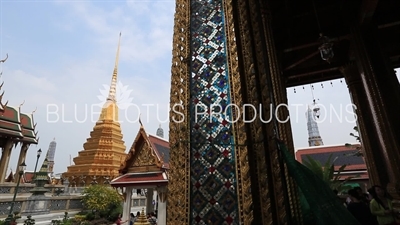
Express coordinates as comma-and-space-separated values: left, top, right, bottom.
303, 154, 354, 193
81, 185, 122, 218
345, 126, 362, 157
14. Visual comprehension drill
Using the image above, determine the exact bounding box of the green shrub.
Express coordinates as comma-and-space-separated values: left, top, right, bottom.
85, 212, 95, 221
81, 185, 122, 213
96, 202, 122, 222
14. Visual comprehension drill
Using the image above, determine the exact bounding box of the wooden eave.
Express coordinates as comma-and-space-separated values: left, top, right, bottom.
268, 0, 400, 87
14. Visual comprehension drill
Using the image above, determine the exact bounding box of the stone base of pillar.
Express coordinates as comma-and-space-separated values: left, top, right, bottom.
22, 195, 51, 216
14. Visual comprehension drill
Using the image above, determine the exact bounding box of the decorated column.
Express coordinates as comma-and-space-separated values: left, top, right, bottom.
14, 143, 29, 179
0, 140, 14, 183
146, 188, 154, 214
351, 21, 400, 197
340, 64, 386, 186
157, 186, 167, 225
122, 187, 133, 222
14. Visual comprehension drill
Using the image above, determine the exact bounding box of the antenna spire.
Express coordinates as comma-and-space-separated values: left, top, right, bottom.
107, 32, 122, 102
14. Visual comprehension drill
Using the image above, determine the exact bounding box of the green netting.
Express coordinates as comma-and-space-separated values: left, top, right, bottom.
278, 142, 361, 225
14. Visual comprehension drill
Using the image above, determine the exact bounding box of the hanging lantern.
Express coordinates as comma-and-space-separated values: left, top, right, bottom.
318, 33, 334, 63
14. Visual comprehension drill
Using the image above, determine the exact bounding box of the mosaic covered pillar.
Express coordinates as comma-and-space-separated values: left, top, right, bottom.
168, 0, 295, 224
340, 63, 387, 186
350, 21, 400, 197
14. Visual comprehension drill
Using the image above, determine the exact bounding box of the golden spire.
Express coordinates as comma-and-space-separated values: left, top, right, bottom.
133, 208, 150, 225
107, 32, 122, 102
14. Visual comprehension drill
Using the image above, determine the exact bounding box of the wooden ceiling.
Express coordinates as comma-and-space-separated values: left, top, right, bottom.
268, 0, 400, 87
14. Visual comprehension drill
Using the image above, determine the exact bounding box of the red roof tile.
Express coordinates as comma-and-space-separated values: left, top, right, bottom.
148, 135, 170, 169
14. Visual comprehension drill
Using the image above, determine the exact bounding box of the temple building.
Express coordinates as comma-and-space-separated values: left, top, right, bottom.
0, 54, 39, 184
111, 123, 169, 224
45, 138, 57, 178
156, 124, 164, 139
63, 33, 127, 186
306, 104, 324, 147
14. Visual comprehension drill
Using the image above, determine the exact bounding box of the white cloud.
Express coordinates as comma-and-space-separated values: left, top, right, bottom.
10, 69, 57, 92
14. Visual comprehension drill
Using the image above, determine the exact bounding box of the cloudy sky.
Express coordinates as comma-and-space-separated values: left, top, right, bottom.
1, 1, 399, 174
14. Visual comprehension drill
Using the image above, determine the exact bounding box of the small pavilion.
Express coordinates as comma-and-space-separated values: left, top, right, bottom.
111, 123, 169, 224
0, 54, 39, 184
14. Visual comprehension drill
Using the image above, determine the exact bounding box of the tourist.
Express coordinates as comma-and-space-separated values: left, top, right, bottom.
130, 213, 136, 225
115, 214, 128, 225
346, 189, 377, 225
354, 186, 370, 205
148, 212, 157, 225
369, 185, 399, 225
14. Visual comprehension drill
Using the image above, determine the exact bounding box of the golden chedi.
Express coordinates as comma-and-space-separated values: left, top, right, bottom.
63, 33, 127, 186
133, 208, 150, 225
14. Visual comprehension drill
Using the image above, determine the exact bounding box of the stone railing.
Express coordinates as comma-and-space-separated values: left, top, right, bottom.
0, 183, 84, 218
0, 195, 83, 217
0, 183, 71, 195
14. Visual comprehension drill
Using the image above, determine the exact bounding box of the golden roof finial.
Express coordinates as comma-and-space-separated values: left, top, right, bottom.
139, 114, 144, 128
32, 106, 37, 114
133, 208, 151, 225
107, 32, 122, 102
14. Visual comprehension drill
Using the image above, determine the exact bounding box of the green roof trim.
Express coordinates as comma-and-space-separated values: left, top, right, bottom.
0, 106, 20, 123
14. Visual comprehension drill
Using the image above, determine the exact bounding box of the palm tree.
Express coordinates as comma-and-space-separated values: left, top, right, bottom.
303, 154, 354, 193
345, 126, 362, 157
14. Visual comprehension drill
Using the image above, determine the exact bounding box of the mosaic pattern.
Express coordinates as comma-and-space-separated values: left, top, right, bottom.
50, 200, 67, 211
0, 201, 22, 216
69, 199, 84, 210
190, 0, 239, 224
0, 187, 11, 194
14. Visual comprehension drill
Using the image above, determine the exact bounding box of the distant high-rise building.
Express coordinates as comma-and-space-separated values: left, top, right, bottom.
306, 105, 324, 147
45, 138, 57, 177
156, 124, 164, 138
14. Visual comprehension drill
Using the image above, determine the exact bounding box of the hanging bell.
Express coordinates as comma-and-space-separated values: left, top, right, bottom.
321, 83, 324, 88
318, 33, 334, 63
330, 81, 333, 87
294, 88, 296, 93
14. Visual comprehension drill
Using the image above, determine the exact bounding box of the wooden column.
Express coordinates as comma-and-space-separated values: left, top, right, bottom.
0, 139, 14, 183
350, 21, 400, 198
15, 143, 29, 180
340, 64, 387, 186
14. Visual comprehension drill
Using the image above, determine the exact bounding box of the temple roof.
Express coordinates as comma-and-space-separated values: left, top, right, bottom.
119, 125, 170, 174
110, 171, 168, 187
296, 144, 365, 170
148, 134, 170, 169
0, 81, 38, 144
